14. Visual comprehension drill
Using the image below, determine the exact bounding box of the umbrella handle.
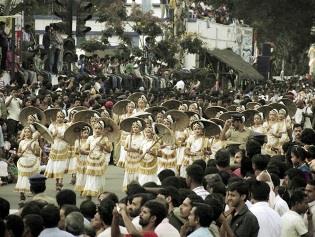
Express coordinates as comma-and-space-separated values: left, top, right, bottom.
140, 136, 162, 159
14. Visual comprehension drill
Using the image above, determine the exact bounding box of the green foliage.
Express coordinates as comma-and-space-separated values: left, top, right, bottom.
180, 35, 204, 54
154, 40, 179, 67
80, 40, 108, 52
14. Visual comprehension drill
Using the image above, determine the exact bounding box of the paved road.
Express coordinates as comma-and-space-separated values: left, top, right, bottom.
0, 165, 125, 210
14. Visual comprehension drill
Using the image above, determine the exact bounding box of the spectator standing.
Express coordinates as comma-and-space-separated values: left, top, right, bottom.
0, 21, 8, 70
281, 190, 313, 237
5, 88, 22, 140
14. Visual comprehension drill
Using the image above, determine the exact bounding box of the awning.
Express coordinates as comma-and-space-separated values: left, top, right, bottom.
206, 49, 264, 81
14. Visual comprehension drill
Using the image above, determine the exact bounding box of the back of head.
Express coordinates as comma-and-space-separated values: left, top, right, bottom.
6, 214, 24, 237
186, 164, 204, 185
143, 200, 167, 227
246, 139, 261, 158
80, 200, 97, 221
252, 154, 269, 171
204, 194, 225, 220
126, 182, 146, 196
215, 148, 230, 168
250, 181, 270, 202
290, 190, 306, 208
158, 169, 175, 182
228, 180, 249, 200
98, 199, 115, 226
65, 212, 84, 236
161, 176, 182, 189
301, 128, 315, 145
158, 186, 180, 207
0, 197, 10, 219
62, 204, 80, 217
23, 214, 44, 237
40, 204, 60, 228
56, 189, 76, 207
193, 203, 214, 227
192, 159, 206, 171
20, 201, 41, 218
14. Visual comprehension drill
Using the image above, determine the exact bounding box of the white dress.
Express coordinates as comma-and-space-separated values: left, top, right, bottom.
44, 123, 69, 179
123, 133, 144, 189
158, 145, 177, 175
138, 138, 160, 186
175, 130, 187, 167
74, 138, 88, 192
15, 139, 40, 193
82, 135, 112, 197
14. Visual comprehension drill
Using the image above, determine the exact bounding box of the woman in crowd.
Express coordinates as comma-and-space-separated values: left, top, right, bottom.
82, 120, 112, 198
123, 120, 144, 189
74, 126, 90, 194
44, 111, 69, 191
264, 109, 281, 155
138, 127, 160, 185
15, 126, 40, 200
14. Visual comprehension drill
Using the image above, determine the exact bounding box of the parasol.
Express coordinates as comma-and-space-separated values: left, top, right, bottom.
102, 117, 121, 143
191, 120, 221, 137
257, 105, 273, 119
145, 106, 167, 115
185, 111, 200, 118
112, 99, 132, 115
227, 105, 238, 111
246, 102, 261, 110
72, 110, 100, 123
161, 99, 182, 110
127, 92, 146, 104
19, 106, 46, 127
242, 109, 259, 127
44, 108, 61, 124
210, 118, 225, 129
204, 106, 227, 119
219, 111, 237, 121
280, 98, 297, 117
154, 123, 175, 146
64, 121, 91, 145
165, 110, 189, 131
33, 122, 54, 143
269, 103, 288, 115
120, 117, 146, 133
131, 111, 152, 119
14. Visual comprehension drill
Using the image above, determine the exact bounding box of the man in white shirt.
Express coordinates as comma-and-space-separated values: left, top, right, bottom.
186, 164, 209, 200
281, 190, 312, 237
304, 180, 315, 237
5, 88, 22, 140
249, 181, 281, 237
271, 173, 289, 216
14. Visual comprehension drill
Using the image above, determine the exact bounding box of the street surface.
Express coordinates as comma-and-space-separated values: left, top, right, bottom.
0, 165, 125, 210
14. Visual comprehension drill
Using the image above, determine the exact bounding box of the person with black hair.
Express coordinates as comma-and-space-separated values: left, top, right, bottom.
292, 123, 303, 144
6, 214, 24, 237
270, 173, 289, 217
281, 190, 313, 237
291, 145, 311, 182
0, 197, 10, 219
305, 179, 315, 236
157, 169, 175, 183
79, 199, 97, 222
39, 204, 73, 237
215, 148, 233, 185
58, 204, 80, 230
23, 214, 44, 237
249, 181, 281, 237
186, 164, 209, 200
157, 186, 180, 213
168, 194, 203, 232
180, 203, 214, 237
220, 181, 259, 237
56, 189, 76, 207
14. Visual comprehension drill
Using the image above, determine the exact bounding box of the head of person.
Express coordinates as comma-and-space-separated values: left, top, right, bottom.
163, 115, 173, 129
157, 186, 181, 209
291, 145, 307, 167
293, 124, 303, 141
139, 201, 167, 229
252, 154, 269, 174
29, 175, 46, 194
23, 214, 44, 237
215, 148, 230, 169
253, 113, 263, 126
301, 128, 315, 146
127, 193, 149, 218
137, 96, 147, 108
6, 215, 24, 237
56, 111, 65, 123
268, 109, 278, 121
56, 189, 76, 207
179, 194, 204, 219
192, 122, 204, 136
144, 127, 154, 139
0, 197, 10, 219
234, 149, 245, 166
178, 104, 188, 112
305, 180, 315, 203
40, 204, 60, 228
131, 120, 142, 134
20, 201, 42, 219
192, 159, 207, 171
290, 190, 309, 214
126, 102, 135, 114
93, 120, 105, 136
79, 200, 97, 221
64, 212, 84, 236
189, 103, 198, 113
92, 199, 115, 230
250, 180, 270, 203
227, 181, 249, 208
97, 191, 119, 204
81, 126, 90, 139
158, 169, 175, 183
188, 204, 213, 230
231, 113, 244, 129
278, 109, 287, 120
59, 204, 79, 230
156, 112, 165, 123
186, 164, 204, 188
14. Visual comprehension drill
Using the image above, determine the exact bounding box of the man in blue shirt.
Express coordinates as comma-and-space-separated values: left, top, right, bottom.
180, 203, 214, 237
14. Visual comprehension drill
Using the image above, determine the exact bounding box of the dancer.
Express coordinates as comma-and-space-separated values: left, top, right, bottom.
82, 120, 112, 198
15, 126, 40, 200
44, 111, 69, 191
